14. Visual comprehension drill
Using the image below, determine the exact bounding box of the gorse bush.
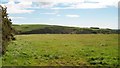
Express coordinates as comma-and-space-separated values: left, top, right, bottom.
0, 5, 15, 55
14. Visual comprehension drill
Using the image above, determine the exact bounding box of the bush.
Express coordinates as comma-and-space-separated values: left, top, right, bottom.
0, 5, 15, 55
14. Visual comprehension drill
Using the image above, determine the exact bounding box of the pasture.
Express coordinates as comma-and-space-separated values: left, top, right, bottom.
2, 34, 118, 66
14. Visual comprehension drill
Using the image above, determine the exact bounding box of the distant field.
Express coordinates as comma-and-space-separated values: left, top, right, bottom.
2, 34, 118, 66
12, 24, 51, 33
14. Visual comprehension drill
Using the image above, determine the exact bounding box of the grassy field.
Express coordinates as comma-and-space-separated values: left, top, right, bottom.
2, 34, 118, 66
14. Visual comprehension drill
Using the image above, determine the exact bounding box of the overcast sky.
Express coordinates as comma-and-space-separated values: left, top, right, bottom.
1, 0, 119, 29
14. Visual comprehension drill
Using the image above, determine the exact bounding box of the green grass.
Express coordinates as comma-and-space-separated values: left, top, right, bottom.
2, 34, 118, 66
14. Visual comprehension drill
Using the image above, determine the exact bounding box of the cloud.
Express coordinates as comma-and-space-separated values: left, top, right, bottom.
10, 16, 24, 19
40, 12, 57, 15
1, 0, 34, 14
1, 0, 119, 14
56, 14, 61, 16
66, 14, 80, 18
70, 0, 119, 9
40, 10, 59, 15
33, 0, 119, 9
49, 18, 54, 20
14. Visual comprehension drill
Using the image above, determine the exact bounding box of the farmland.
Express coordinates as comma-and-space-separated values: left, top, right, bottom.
2, 34, 118, 67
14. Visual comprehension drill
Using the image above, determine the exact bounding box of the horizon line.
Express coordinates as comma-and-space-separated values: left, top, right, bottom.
12, 23, 119, 30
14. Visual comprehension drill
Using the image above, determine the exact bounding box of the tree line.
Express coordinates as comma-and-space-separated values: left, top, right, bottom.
13, 25, 119, 34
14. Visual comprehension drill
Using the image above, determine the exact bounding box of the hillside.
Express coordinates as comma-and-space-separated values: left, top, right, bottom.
12, 24, 119, 34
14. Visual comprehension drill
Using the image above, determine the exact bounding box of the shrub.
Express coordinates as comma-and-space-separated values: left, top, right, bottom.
0, 5, 15, 55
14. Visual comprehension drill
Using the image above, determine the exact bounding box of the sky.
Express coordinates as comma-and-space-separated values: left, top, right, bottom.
0, 0, 119, 29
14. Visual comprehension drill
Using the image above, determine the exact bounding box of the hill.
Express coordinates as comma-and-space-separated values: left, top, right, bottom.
12, 24, 119, 34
